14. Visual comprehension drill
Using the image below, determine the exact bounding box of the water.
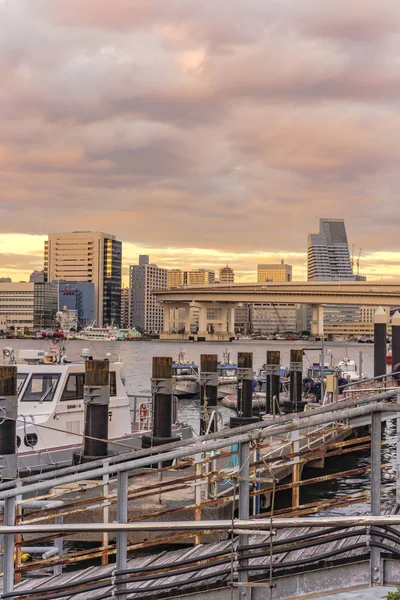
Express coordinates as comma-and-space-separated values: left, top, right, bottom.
2, 339, 397, 598
1, 338, 396, 512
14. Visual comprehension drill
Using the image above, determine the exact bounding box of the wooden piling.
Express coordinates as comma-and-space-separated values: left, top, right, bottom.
83, 360, 110, 459
290, 350, 303, 411
200, 355, 218, 435
266, 350, 280, 415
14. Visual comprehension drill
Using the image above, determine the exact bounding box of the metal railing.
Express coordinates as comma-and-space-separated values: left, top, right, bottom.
0, 389, 399, 599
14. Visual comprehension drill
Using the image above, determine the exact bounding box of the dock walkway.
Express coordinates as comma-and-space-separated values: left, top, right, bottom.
4, 507, 398, 600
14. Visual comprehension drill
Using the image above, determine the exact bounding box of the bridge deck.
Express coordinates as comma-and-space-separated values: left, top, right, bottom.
6, 507, 398, 599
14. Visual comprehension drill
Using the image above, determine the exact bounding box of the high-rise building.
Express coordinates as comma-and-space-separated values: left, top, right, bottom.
308, 219, 353, 280
307, 219, 358, 325
130, 255, 167, 333
257, 261, 292, 283
44, 231, 122, 326
120, 287, 130, 328
219, 266, 234, 283
186, 269, 215, 285
167, 269, 186, 287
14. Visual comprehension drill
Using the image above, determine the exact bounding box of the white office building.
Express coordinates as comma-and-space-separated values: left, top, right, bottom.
130, 256, 167, 334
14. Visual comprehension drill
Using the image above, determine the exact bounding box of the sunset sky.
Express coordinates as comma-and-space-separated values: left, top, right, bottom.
1, 0, 400, 284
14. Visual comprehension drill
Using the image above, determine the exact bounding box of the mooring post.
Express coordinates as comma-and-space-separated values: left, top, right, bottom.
200, 354, 218, 435
230, 353, 259, 428
290, 349, 303, 410
374, 307, 387, 379
0, 365, 18, 593
391, 311, 400, 374
142, 358, 179, 457
74, 359, 110, 464
0, 365, 18, 481
266, 350, 280, 415
238, 439, 250, 597
115, 470, 128, 600
371, 410, 382, 585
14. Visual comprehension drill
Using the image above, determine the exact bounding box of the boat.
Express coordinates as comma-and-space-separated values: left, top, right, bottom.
1, 341, 190, 476
336, 357, 364, 381
74, 324, 142, 341
172, 351, 200, 398
217, 350, 238, 399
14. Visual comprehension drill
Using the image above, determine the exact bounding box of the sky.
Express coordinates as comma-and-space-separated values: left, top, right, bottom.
1, 0, 400, 284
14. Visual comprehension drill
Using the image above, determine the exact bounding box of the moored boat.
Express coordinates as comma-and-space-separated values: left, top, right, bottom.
172, 351, 200, 398
217, 350, 238, 399
1, 342, 190, 476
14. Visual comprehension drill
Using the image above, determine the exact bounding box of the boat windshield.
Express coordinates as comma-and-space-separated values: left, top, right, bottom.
20, 374, 60, 403
219, 368, 237, 377
17, 374, 28, 395
174, 367, 192, 376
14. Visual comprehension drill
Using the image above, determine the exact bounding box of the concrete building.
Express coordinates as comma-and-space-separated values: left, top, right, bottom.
0, 282, 57, 331
56, 281, 95, 327
120, 287, 130, 328
257, 261, 292, 283
235, 303, 250, 334
219, 266, 234, 283
167, 270, 186, 287
130, 255, 167, 334
30, 270, 45, 283
249, 303, 297, 335
0, 278, 12, 283
186, 269, 215, 285
44, 231, 122, 326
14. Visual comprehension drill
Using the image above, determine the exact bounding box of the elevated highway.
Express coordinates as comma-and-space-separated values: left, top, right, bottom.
154, 281, 400, 340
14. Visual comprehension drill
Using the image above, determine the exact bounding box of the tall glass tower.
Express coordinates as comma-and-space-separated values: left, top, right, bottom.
308, 219, 354, 281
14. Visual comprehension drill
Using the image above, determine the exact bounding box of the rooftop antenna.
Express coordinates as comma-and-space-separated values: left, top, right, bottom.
357, 248, 362, 276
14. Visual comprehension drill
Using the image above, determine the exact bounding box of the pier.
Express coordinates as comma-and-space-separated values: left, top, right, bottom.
1, 385, 400, 598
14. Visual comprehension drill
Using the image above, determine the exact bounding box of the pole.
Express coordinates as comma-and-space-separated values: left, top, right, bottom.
266, 350, 280, 415
200, 355, 218, 435
371, 410, 381, 585
115, 470, 128, 600
238, 440, 250, 598
391, 311, 400, 373
320, 338, 325, 402
230, 352, 259, 428
359, 350, 363, 381
290, 349, 303, 411
374, 307, 387, 379
142, 358, 179, 459
0, 366, 18, 480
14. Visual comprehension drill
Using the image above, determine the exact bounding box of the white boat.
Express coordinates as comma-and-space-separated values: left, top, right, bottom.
217, 350, 238, 400
172, 351, 200, 398
336, 357, 364, 382
1, 342, 189, 475
74, 324, 141, 341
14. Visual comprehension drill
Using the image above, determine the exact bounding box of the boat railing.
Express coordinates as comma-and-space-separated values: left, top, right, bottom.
128, 394, 178, 432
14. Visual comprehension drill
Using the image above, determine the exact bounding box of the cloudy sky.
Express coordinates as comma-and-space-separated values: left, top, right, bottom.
1, 0, 400, 284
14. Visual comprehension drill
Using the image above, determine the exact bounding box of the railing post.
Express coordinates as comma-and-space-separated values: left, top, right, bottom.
54, 515, 63, 576
3, 496, 16, 595
371, 410, 382, 585
115, 470, 128, 600
238, 440, 250, 598
291, 417, 300, 510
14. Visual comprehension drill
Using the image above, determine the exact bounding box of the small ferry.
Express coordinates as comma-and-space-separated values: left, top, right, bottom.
74, 325, 141, 341
336, 357, 364, 381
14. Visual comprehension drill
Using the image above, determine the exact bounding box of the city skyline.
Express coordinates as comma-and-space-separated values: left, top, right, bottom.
1, 2, 400, 282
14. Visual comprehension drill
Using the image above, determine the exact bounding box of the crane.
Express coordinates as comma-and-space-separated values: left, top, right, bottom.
356, 248, 362, 276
